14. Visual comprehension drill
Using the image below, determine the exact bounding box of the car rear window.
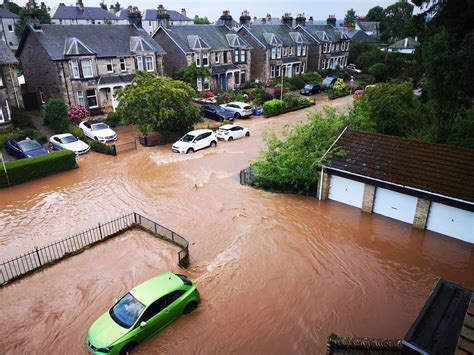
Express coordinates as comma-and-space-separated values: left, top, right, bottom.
175, 274, 192, 286
243, 106, 252, 110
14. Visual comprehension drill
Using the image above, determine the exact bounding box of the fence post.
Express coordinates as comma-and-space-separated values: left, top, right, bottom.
133, 212, 137, 224
35, 247, 42, 266
111, 145, 117, 156
98, 223, 103, 239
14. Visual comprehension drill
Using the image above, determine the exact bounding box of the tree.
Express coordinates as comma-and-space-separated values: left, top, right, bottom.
112, 2, 121, 12
3, 0, 22, 15
193, 16, 210, 24
171, 64, 211, 90
344, 8, 357, 27
15, 1, 51, 38
367, 6, 384, 22
42, 99, 70, 133
99, 1, 107, 10
381, 1, 414, 41
115, 72, 201, 134
368, 63, 387, 82
348, 42, 382, 69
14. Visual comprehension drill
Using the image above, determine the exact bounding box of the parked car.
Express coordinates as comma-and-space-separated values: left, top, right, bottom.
172, 129, 217, 154
252, 107, 263, 116
216, 124, 250, 141
79, 120, 117, 143
220, 102, 253, 119
201, 104, 235, 122
4, 138, 49, 158
347, 64, 362, 74
322, 76, 338, 87
353, 89, 366, 99
86, 272, 200, 355
49, 133, 90, 155
300, 83, 321, 95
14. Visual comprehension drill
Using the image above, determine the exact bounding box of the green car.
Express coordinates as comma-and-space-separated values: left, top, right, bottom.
86, 272, 200, 354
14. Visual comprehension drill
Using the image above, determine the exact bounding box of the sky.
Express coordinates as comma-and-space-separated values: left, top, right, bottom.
46, 0, 400, 21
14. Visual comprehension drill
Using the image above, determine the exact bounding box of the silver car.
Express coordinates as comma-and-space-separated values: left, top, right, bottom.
49, 133, 90, 155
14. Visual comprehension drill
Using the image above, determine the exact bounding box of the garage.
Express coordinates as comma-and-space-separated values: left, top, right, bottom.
373, 188, 418, 224
427, 203, 474, 243
328, 175, 364, 208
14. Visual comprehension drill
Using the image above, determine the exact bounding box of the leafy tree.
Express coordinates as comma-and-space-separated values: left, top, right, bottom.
348, 42, 382, 69
3, 0, 22, 15
42, 99, 70, 133
112, 2, 121, 12
15, 0, 51, 38
115, 72, 201, 134
99, 1, 107, 10
381, 1, 414, 41
367, 6, 384, 22
368, 63, 387, 82
344, 8, 357, 27
171, 64, 211, 90
193, 16, 210, 24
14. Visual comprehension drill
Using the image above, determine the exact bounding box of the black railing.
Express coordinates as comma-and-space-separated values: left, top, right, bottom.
240, 166, 255, 185
113, 139, 138, 155
0, 212, 190, 286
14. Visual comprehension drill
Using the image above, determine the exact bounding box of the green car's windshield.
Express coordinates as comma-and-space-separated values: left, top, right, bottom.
109, 293, 145, 329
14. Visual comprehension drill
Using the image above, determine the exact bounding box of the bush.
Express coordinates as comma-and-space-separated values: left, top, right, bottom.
369, 63, 387, 82
67, 105, 89, 122
11, 108, 33, 129
286, 76, 306, 91
89, 140, 116, 155
0, 150, 77, 187
104, 112, 122, 127
263, 97, 313, 117
66, 124, 85, 140
0, 128, 46, 146
301, 71, 323, 84
43, 99, 70, 133
263, 99, 285, 116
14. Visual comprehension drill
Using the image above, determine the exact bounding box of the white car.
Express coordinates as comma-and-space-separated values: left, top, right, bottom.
347, 64, 362, 74
216, 124, 250, 141
79, 120, 117, 143
219, 102, 253, 119
172, 129, 217, 154
49, 133, 90, 155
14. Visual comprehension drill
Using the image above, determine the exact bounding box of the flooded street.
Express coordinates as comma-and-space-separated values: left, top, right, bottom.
1, 96, 473, 354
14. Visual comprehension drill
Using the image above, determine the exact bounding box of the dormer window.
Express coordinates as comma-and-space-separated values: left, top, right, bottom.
145, 56, 154, 71
277, 47, 282, 59
271, 47, 276, 59
81, 59, 93, 78
202, 52, 209, 67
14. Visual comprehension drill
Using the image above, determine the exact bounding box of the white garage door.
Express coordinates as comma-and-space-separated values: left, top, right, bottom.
328, 175, 364, 208
373, 188, 417, 224
427, 202, 474, 243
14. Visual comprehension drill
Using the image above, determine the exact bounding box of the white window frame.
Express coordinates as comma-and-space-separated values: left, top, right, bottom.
302, 45, 306, 56
81, 59, 93, 78
295, 64, 300, 75
240, 50, 245, 62
202, 52, 209, 67
271, 47, 276, 59
196, 77, 203, 91
145, 56, 154, 71
0, 75, 3, 87
290, 46, 295, 56
323, 43, 328, 53
214, 52, 220, 64
136, 56, 143, 70
275, 65, 280, 77
106, 59, 113, 73
234, 49, 239, 63
195, 54, 201, 67
277, 46, 282, 59
297, 45, 302, 56
77, 90, 85, 106
283, 47, 288, 57
346, 42, 350, 51
119, 58, 127, 72
321, 59, 326, 69
301, 62, 305, 73
70, 60, 80, 79
271, 65, 275, 78
203, 77, 210, 90
4, 99, 9, 122
86, 89, 98, 108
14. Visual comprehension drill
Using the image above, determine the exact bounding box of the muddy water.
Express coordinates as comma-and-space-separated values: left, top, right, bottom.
1, 97, 473, 354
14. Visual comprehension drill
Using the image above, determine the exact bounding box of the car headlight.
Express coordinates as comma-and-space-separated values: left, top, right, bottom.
96, 346, 113, 353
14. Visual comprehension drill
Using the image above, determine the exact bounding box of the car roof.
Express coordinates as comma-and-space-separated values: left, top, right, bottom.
51, 133, 74, 139
130, 272, 183, 306
186, 129, 213, 135
84, 120, 102, 125
220, 124, 239, 129
324, 76, 337, 80
227, 102, 247, 106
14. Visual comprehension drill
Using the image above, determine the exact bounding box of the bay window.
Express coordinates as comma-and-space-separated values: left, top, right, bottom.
145, 56, 154, 71
271, 47, 276, 59
196, 77, 202, 91
70, 60, 80, 79
86, 89, 98, 108
240, 50, 245, 62
77, 91, 85, 106
203, 77, 210, 90
297, 45, 302, 56
81, 59, 93, 78
136, 56, 143, 70
277, 46, 282, 59
202, 52, 209, 67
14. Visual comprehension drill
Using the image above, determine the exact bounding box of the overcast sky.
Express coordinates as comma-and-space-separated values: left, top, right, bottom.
49, 0, 401, 20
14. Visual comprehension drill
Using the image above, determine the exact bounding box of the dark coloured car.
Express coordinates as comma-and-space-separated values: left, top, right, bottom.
4, 138, 49, 158
322, 76, 338, 87
201, 104, 235, 122
300, 83, 321, 95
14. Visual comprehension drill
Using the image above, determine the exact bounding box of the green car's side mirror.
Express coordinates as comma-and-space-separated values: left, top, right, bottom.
140, 321, 147, 328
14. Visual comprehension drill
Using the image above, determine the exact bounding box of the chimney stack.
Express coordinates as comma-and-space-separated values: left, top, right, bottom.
26, 0, 41, 30
239, 10, 251, 27
327, 14, 336, 26
219, 10, 233, 27
281, 12, 293, 27
295, 13, 306, 27
127, 6, 142, 28
76, 0, 84, 11
181, 8, 186, 17
109, 4, 116, 14
157, 4, 170, 27
308, 16, 314, 25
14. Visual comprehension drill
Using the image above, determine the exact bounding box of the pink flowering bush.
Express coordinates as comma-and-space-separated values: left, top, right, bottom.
68, 105, 89, 122
204, 90, 215, 98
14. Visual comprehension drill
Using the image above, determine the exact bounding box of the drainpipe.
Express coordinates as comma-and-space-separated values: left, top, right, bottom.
60, 62, 71, 105
317, 125, 348, 200
8, 66, 20, 108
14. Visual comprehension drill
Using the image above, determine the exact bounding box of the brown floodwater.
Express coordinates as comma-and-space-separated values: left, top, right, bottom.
1, 96, 473, 354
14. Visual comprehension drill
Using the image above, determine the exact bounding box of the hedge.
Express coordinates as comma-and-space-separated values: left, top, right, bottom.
263, 97, 314, 117
0, 150, 77, 187
0, 129, 47, 147
89, 140, 116, 155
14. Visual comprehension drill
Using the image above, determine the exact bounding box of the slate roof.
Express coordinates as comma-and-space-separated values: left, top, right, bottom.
403, 279, 472, 354
300, 24, 348, 43
328, 128, 474, 203
0, 39, 17, 65
159, 25, 251, 52
389, 37, 420, 50
211, 63, 238, 75
356, 21, 380, 32
327, 334, 402, 354
240, 25, 311, 48
335, 27, 377, 43
52, 5, 120, 21
143, 9, 191, 22
0, 7, 19, 18
97, 73, 135, 85
17, 24, 165, 60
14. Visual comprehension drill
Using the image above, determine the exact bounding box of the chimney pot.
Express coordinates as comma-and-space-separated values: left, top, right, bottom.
181, 8, 186, 17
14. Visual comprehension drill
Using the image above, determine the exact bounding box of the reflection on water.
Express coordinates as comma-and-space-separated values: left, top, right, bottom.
0, 106, 473, 354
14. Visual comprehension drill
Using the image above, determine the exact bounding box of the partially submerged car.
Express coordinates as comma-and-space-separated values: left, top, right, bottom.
86, 272, 200, 354
172, 129, 217, 154
4, 138, 49, 158
216, 124, 250, 141
79, 120, 117, 143
49, 133, 90, 155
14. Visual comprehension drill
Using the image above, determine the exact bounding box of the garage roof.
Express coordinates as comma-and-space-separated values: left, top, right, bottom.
328, 128, 474, 203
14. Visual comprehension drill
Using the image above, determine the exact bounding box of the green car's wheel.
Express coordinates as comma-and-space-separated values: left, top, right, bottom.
183, 301, 198, 315
120, 342, 137, 355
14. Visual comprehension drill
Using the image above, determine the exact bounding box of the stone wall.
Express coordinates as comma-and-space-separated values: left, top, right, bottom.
413, 198, 431, 229
362, 184, 375, 213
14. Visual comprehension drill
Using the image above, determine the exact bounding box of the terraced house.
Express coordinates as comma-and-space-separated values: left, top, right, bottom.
51, 0, 128, 25
237, 13, 310, 83
153, 12, 251, 92
17, 19, 165, 113
0, 39, 22, 126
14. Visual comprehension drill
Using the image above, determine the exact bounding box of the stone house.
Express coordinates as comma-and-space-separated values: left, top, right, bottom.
153, 12, 251, 92
0, 39, 22, 126
237, 13, 310, 84
51, 0, 128, 25
0, 7, 20, 49
16, 20, 165, 113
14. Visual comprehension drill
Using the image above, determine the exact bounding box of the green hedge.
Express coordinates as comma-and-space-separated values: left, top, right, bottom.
0, 150, 77, 187
89, 140, 116, 155
0, 129, 47, 147
263, 97, 314, 117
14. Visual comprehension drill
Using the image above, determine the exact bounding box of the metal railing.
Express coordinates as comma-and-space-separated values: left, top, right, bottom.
0, 212, 189, 286
240, 166, 255, 185
113, 139, 138, 155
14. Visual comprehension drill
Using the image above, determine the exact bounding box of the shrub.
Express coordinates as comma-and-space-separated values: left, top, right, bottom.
104, 112, 122, 127
263, 99, 285, 116
89, 140, 116, 155
0, 150, 77, 187
333, 78, 346, 92
285, 76, 306, 91
369, 63, 387, 82
66, 124, 85, 140
11, 108, 33, 129
301, 71, 323, 84
43, 99, 70, 133
0, 128, 46, 146
67, 105, 89, 122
